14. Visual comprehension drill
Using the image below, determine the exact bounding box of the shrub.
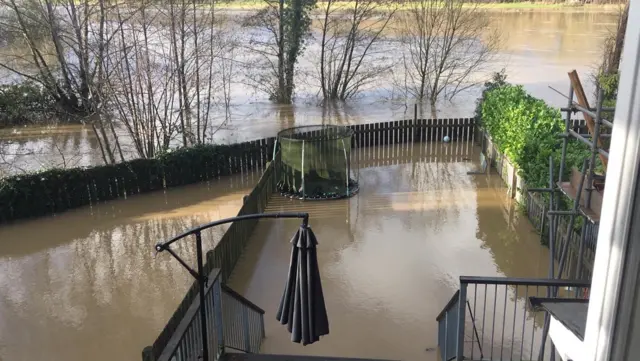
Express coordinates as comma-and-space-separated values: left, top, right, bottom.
0, 81, 58, 127
479, 83, 591, 189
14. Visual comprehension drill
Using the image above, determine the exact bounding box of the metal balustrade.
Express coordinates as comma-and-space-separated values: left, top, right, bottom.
437, 291, 460, 361
221, 285, 266, 354
437, 277, 590, 361
148, 269, 265, 361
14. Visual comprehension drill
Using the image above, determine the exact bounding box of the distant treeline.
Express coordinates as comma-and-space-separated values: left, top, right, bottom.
461, 0, 625, 3
247, 0, 628, 4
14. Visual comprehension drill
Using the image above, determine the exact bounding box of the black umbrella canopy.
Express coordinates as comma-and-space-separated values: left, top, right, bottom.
276, 225, 329, 345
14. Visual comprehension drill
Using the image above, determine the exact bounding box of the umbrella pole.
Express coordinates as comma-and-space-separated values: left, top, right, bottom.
196, 231, 210, 361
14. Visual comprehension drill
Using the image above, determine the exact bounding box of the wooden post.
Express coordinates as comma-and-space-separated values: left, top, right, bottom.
568, 70, 608, 169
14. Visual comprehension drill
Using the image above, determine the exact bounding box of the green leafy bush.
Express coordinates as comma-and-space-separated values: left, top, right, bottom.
0, 81, 58, 127
479, 83, 590, 189
474, 69, 507, 121
597, 71, 619, 108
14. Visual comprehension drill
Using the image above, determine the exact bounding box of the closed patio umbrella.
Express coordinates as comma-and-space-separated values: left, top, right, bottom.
276, 225, 329, 345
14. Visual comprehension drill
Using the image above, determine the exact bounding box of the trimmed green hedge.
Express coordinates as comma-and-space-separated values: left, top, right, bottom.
0, 141, 275, 223
479, 83, 590, 189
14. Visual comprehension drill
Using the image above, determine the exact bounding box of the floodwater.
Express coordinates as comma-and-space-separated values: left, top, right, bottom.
0, 140, 555, 361
0, 170, 259, 361
0, 10, 618, 176
226, 142, 552, 361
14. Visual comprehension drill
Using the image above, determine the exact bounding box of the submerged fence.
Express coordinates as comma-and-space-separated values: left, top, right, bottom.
349, 117, 475, 147
1, 118, 476, 224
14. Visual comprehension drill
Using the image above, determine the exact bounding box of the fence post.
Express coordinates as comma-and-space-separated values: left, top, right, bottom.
213, 277, 225, 357
242, 306, 251, 352
141, 346, 155, 361
456, 282, 467, 361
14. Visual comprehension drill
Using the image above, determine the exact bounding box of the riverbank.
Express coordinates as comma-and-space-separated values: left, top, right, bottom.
215, 0, 625, 12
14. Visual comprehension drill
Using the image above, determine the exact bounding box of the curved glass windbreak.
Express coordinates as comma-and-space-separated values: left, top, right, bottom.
277, 125, 358, 199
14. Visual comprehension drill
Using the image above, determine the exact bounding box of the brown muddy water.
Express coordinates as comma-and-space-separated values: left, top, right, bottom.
226, 142, 552, 361
0, 170, 259, 361
0, 141, 553, 361
0, 11, 618, 176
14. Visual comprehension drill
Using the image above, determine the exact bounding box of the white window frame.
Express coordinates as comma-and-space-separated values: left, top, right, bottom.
583, 1, 640, 360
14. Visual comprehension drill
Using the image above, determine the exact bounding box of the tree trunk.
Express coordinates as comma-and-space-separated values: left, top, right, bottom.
277, 0, 286, 103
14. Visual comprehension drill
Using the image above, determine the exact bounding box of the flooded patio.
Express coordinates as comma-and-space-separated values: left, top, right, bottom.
0, 138, 556, 361
227, 142, 551, 361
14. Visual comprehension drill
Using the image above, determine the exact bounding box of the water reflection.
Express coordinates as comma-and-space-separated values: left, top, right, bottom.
0, 171, 258, 361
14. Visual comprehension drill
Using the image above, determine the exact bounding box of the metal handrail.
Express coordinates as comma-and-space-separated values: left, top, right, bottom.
156, 269, 222, 361
437, 276, 592, 361
220, 286, 265, 354
436, 290, 460, 321
221, 284, 265, 315
459, 276, 591, 287
154, 269, 266, 361
157, 212, 309, 249
467, 300, 484, 360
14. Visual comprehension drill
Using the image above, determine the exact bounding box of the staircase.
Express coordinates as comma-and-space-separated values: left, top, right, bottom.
143, 268, 266, 361
436, 277, 591, 361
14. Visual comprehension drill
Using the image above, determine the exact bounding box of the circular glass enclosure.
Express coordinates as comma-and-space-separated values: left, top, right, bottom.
276, 125, 359, 200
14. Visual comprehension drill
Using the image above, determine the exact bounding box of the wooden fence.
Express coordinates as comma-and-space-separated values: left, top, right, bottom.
349, 118, 475, 148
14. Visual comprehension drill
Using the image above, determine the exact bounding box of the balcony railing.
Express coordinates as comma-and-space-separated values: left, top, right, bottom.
145, 268, 265, 361
437, 277, 591, 361
221, 284, 265, 354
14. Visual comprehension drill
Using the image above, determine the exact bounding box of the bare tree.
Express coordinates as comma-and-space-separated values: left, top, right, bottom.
0, 0, 102, 115
601, 2, 628, 76
317, 0, 397, 100
244, 0, 315, 104
0, 0, 139, 164
398, 0, 499, 106
104, 0, 239, 158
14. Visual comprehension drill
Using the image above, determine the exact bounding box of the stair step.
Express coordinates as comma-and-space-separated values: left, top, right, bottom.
222, 353, 399, 361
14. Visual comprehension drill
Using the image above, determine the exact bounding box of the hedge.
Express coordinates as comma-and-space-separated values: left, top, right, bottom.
479, 83, 591, 189
0, 140, 275, 223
